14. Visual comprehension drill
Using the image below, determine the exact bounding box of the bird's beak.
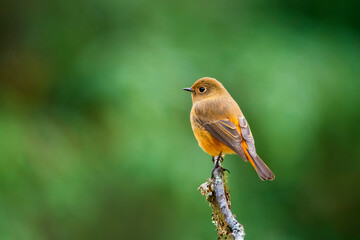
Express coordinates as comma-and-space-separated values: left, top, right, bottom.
183, 88, 194, 92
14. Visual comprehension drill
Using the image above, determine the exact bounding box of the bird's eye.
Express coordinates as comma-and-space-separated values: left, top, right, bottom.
199, 87, 206, 93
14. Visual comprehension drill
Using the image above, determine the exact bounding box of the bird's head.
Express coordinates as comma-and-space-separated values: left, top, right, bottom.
183, 77, 228, 103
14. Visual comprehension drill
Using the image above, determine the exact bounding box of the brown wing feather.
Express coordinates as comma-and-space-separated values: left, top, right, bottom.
239, 116, 275, 181
238, 117, 256, 156
203, 120, 247, 160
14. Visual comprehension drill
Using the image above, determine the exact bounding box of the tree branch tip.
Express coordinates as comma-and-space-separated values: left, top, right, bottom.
199, 158, 245, 239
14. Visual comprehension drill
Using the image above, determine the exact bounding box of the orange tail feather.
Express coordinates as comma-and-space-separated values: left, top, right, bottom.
243, 144, 275, 181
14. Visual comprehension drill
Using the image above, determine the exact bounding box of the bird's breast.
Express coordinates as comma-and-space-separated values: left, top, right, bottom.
190, 110, 235, 157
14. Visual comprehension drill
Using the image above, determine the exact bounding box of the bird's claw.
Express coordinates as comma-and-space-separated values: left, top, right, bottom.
211, 152, 228, 177
222, 167, 230, 174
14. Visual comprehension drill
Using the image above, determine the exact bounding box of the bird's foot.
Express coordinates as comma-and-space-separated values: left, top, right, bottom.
211, 158, 219, 178
211, 152, 226, 178
218, 152, 224, 162
222, 167, 230, 174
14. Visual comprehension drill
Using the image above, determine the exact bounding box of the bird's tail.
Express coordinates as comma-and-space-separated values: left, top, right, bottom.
245, 149, 275, 181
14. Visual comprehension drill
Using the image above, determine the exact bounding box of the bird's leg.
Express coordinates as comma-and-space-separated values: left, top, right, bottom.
217, 152, 230, 174
218, 152, 224, 162
211, 152, 230, 177
211, 155, 221, 178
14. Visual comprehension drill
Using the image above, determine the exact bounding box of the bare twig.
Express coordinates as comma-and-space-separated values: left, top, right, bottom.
198, 156, 245, 240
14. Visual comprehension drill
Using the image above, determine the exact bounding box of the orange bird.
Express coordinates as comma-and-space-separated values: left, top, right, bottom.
183, 77, 275, 181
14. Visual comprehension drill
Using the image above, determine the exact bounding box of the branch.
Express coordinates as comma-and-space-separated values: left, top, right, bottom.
198, 157, 245, 240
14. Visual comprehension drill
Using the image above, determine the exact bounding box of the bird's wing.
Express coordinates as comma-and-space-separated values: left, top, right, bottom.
238, 116, 275, 180
202, 119, 248, 160
238, 116, 256, 158
198, 115, 275, 180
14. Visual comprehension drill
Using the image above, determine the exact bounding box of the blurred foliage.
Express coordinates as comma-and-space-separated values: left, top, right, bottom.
1, 0, 360, 239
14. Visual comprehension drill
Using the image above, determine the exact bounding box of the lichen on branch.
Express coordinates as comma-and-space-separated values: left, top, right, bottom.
198, 157, 245, 240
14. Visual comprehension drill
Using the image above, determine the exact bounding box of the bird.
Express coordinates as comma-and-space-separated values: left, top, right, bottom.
183, 77, 275, 181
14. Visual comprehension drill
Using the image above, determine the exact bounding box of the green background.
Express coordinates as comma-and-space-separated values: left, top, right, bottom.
1, 0, 359, 239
